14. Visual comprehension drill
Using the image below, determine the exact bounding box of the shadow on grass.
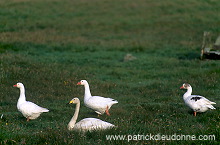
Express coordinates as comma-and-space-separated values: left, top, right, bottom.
178, 52, 200, 60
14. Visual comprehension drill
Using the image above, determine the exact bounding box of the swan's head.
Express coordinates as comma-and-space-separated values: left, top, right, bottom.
69, 98, 80, 104
77, 80, 88, 85
180, 83, 191, 89
13, 82, 24, 89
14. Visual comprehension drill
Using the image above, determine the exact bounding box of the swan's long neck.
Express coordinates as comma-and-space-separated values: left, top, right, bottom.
68, 102, 80, 130
84, 83, 92, 101
183, 87, 192, 100
17, 87, 26, 106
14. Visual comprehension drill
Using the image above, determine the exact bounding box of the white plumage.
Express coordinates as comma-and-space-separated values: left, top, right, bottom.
77, 80, 118, 116
180, 83, 216, 116
68, 98, 115, 132
14, 82, 49, 121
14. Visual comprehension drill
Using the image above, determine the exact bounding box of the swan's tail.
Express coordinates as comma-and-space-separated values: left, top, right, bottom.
109, 100, 118, 106
41, 108, 49, 112
209, 101, 216, 105
112, 100, 118, 104
108, 99, 118, 110
204, 99, 216, 105
202, 98, 216, 109
207, 105, 216, 110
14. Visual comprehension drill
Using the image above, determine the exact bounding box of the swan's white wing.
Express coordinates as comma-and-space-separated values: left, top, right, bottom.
87, 96, 118, 107
189, 95, 216, 104
85, 96, 118, 114
75, 118, 115, 131
186, 95, 216, 110
19, 101, 49, 116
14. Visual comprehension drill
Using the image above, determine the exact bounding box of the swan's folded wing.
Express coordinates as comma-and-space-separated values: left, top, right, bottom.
76, 118, 114, 131
190, 95, 216, 104
20, 101, 49, 115
89, 96, 118, 106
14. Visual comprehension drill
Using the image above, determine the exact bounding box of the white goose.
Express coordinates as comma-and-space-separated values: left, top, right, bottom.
14, 82, 49, 121
68, 98, 115, 132
77, 80, 118, 116
180, 83, 216, 116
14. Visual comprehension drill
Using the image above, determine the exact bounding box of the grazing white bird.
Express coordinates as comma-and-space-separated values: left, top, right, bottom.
68, 98, 115, 132
180, 83, 216, 116
77, 80, 118, 116
14, 82, 49, 121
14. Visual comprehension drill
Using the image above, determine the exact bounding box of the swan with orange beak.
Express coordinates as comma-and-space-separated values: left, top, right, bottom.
180, 83, 216, 116
77, 80, 118, 116
14, 82, 49, 121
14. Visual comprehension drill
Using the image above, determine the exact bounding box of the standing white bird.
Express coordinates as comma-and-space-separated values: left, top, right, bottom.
68, 98, 115, 132
14, 82, 49, 121
77, 80, 118, 116
180, 83, 216, 116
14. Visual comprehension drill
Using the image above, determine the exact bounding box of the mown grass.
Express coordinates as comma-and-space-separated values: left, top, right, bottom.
0, 0, 220, 144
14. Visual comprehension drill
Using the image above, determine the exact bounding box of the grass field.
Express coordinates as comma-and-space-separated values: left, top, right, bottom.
0, 0, 220, 144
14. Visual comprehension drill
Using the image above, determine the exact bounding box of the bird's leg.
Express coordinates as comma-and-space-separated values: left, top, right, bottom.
26, 117, 30, 122
105, 106, 110, 116
193, 112, 197, 116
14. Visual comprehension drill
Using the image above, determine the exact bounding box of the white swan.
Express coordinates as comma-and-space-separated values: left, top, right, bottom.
180, 83, 216, 116
77, 80, 118, 116
68, 98, 115, 132
14, 82, 49, 121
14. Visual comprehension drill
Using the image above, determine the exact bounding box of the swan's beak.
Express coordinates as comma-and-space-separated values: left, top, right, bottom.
69, 100, 74, 104
13, 84, 17, 87
180, 86, 184, 89
77, 82, 81, 85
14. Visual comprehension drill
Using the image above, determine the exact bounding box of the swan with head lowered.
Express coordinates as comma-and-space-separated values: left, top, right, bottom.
68, 98, 115, 132
77, 80, 118, 116
180, 83, 216, 116
14, 82, 49, 121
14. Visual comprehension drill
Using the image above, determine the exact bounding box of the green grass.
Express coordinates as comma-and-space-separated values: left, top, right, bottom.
0, 0, 220, 144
